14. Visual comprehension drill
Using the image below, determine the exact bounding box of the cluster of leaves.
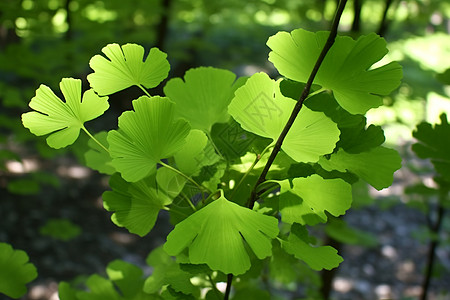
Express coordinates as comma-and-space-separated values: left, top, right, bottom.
7, 28, 402, 299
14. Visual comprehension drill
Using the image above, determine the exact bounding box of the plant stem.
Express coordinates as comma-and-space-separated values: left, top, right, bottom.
247, 0, 348, 210
180, 192, 197, 211
82, 126, 109, 153
420, 196, 446, 300
207, 275, 223, 299
138, 84, 152, 97
224, 274, 233, 300
231, 143, 273, 201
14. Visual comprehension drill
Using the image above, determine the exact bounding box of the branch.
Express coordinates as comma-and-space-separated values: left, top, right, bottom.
247, 0, 348, 209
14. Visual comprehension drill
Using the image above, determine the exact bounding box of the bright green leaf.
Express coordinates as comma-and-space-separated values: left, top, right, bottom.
280, 224, 343, 270
58, 282, 78, 300
267, 29, 402, 114
164, 67, 243, 131
87, 43, 170, 95
228, 72, 339, 162
103, 173, 172, 237
412, 114, 450, 180
318, 147, 402, 190
164, 191, 279, 275
84, 131, 116, 175
0, 243, 37, 299
106, 260, 144, 298
156, 167, 187, 199
173, 129, 208, 176
77, 274, 121, 300
107, 96, 190, 182
22, 78, 109, 148
278, 174, 352, 225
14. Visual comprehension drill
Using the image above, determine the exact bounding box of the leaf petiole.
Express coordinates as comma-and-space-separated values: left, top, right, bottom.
82, 126, 110, 153
138, 84, 151, 97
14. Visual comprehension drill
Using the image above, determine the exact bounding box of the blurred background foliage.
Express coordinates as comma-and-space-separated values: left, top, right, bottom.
0, 0, 450, 299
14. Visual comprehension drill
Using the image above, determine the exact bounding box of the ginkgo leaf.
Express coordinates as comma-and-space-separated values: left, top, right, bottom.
173, 129, 208, 176
22, 78, 109, 148
144, 247, 199, 296
106, 260, 145, 298
84, 131, 116, 175
280, 224, 343, 270
267, 29, 402, 114
164, 191, 279, 275
164, 67, 245, 131
103, 173, 172, 237
0, 243, 37, 299
228, 72, 339, 162
277, 174, 352, 225
87, 43, 170, 95
412, 114, 450, 180
107, 96, 190, 182
318, 147, 402, 190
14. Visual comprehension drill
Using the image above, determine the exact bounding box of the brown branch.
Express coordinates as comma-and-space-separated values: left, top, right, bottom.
247, 0, 348, 210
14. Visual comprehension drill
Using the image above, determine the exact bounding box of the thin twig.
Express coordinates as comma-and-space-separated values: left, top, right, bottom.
247, 0, 348, 210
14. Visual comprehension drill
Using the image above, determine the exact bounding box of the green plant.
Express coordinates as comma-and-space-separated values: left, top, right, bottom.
13, 1, 404, 299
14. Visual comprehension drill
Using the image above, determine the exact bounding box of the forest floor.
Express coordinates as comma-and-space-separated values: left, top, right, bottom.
1, 144, 449, 300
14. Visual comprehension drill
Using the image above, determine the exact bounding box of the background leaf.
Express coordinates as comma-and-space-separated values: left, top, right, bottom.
0, 243, 37, 299
412, 113, 450, 180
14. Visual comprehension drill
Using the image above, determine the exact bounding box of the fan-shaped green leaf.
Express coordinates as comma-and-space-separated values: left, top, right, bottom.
84, 131, 116, 175
412, 114, 450, 180
280, 224, 343, 270
22, 78, 109, 148
228, 72, 339, 162
87, 43, 170, 95
107, 96, 190, 182
164, 191, 279, 275
144, 247, 199, 296
267, 29, 402, 114
106, 260, 144, 298
0, 243, 37, 299
173, 129, 208, 176
164, 67, 244, 131
103, 173, 172, 237
318, 146, 402, 190
278, 174, 352, 225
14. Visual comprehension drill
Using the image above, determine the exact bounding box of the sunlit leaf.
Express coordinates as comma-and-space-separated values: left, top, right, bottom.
103, 173, 172, 237
107, 96, 190, 182
164, 191, 279, 275
173, 129, 208, 176
318, 147, 402, 190
267, 29, 402, 114
277, 174, 352, 225
156, 167, 187, 199
228, 72, 339, 162
412, 114, 450, 180
22, 78, 109, 148
106, 260, 145, 298
164, 67, 245, 131
87, 43, 170, 95
84, 131, 115, 175
0, 243, 37, 299
280, 224, 343, 270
